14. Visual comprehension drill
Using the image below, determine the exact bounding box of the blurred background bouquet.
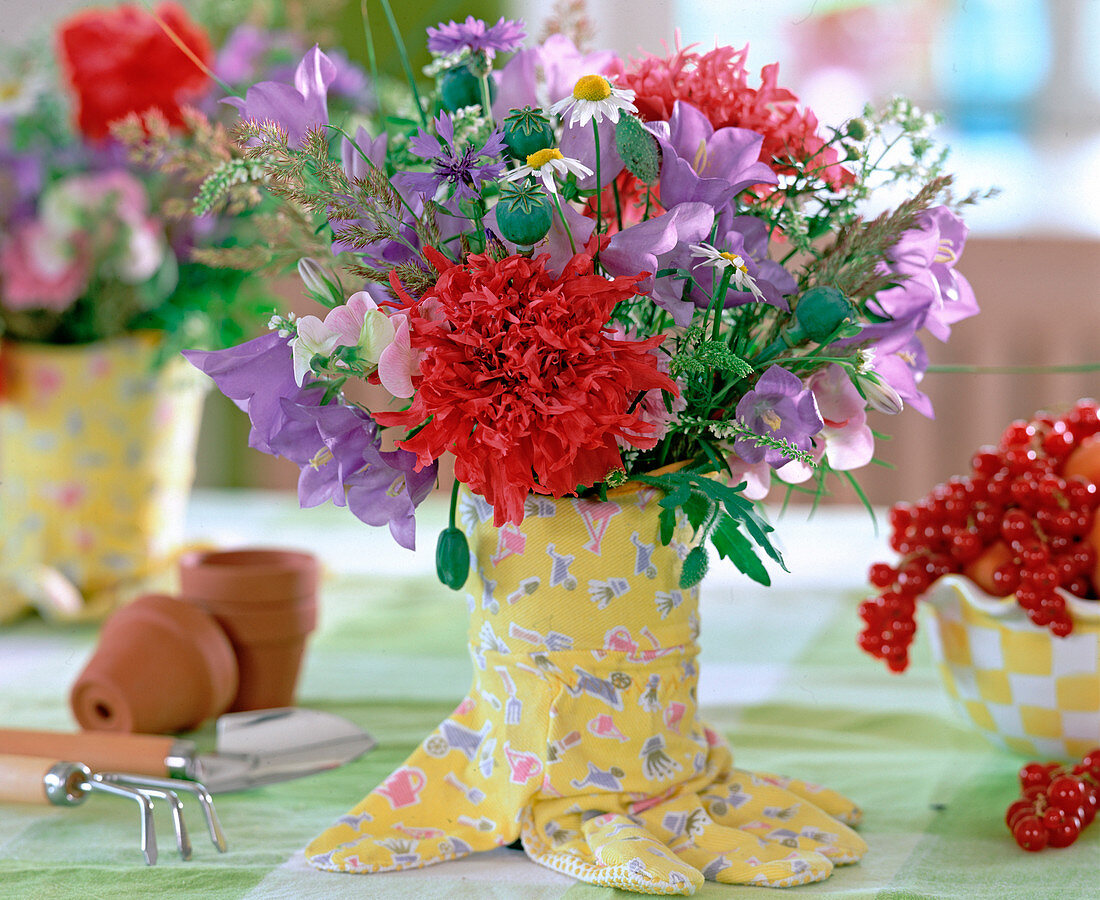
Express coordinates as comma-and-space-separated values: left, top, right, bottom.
178, 0, 988, 587
0, 1, 365, 622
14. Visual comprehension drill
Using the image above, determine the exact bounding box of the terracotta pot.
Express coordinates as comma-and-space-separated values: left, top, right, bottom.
70, 593, 238, 734
179, 548, 320, 711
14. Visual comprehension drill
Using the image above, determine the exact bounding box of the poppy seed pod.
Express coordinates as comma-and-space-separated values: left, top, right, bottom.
502, 106, 554, 160
495, 181, 553, 246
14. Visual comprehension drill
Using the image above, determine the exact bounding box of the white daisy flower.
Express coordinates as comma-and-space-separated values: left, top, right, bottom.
550, 74, 636, 128
501, 148, 593, 195
690, 242, 767, 303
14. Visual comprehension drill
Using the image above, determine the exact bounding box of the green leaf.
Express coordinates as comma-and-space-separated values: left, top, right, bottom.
615, 114, 660, 184
659, 506, 676, 545
711, 517, 772, 586
682, 491, 712, 531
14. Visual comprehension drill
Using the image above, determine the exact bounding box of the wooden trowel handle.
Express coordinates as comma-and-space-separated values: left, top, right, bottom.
0, 729, 182, 776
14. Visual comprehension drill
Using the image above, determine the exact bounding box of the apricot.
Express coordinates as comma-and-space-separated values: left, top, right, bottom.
1063, 434, 1100, 484
963, 540, 1013, 596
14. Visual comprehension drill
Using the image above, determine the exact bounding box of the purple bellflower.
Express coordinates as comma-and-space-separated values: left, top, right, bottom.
734, 365, 824, 468
647, 101, 778, 211
871, 205, 978, 342
600, 202, 715, 327
183, 332, 435, 549
690, 214, 797, 311
224, 45, 336, 148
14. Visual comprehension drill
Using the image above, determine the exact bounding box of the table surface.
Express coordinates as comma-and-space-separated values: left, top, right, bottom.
1, 490, 1097, 899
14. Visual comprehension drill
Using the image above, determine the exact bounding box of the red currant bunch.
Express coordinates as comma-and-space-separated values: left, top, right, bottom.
858, 399, 1100, 672
1006, 747, 1100, 851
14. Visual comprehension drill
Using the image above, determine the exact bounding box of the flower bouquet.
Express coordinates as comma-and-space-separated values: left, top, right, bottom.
0, 2, 345, 620
178, 3, 984, 892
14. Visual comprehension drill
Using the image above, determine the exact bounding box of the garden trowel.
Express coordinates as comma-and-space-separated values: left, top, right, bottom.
0, 707, 375, 793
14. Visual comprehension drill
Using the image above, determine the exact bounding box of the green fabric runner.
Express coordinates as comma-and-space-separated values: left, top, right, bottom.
0, 492, 1095, 898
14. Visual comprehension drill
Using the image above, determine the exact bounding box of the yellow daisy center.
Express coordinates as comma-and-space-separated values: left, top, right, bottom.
573, 74, 612, 102
0, 80, 21, 101
526, 148, 564, 169
719, 252, 748, 274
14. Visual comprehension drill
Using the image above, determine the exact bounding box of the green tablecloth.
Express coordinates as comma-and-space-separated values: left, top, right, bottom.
0, 491, 1096, 898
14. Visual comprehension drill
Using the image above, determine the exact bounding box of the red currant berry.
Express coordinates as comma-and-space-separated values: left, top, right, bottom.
1012, 816, 1049, 851
1048, 776, 1088, 811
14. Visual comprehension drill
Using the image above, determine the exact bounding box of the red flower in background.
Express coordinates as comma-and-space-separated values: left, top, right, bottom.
612, 43, 852, 190
375, 247, 677, 527
57, 3, 211, 140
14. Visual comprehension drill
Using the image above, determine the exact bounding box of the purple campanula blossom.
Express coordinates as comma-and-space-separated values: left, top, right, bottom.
223, 45, 336, 148
690, 214, 797, 311
183, 332, 433, 549
397, 112, 507, 203
427, 16, 525, 56
182, 332, 315, 455
868, 331, 934, 418
734, 365, 824, 468
600, 202, 714, 326
273, 398, 436, 550
871, 205, 977, 343
558, 115, 623, 190
647, 101, 778, 210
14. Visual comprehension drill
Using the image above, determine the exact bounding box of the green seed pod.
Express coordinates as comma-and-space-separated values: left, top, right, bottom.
502, 106, 554, 160
435, 526, 470, 590
794, 286, 855, 343
680, 545, 710, 589
439, 66, 495, 112
495, 180, 553, 246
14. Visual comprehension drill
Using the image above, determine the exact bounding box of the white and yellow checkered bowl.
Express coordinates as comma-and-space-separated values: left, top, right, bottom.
921, 574, 1100, 761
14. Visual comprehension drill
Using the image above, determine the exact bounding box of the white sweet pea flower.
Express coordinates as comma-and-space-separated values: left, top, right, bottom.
502, 148, 593, 196
550, 74, 636, 128
689, 242, 767, 303
290, 315, 341, 386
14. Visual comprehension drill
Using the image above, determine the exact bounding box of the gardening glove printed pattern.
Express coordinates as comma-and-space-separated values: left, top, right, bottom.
0, 336, 208, 623
307, 487, 867, 893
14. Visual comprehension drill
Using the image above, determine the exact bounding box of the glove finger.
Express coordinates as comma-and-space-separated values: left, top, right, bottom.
523, 812, 704, 895
671, 821, 834, 888
700, 770, 868, 864
745, 768, 863, 825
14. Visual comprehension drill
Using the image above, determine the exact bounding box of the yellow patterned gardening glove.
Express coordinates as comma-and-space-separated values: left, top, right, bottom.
307, 487, 867, 893
0, 334, 207, 622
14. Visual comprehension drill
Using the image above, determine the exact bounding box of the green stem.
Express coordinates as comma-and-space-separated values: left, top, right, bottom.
479, 74, 494, 125
611, 175, 624, 232
592, 119, 602, 268
552, 192, 577, 254
709, 268, 733, 342
377, 0, 428, 126
359, 0, 382, 115
448, 476, 461, 529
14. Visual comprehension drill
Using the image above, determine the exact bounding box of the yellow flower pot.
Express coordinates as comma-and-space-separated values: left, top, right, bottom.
921, 574, 1100, 760
0, 333, 207, 622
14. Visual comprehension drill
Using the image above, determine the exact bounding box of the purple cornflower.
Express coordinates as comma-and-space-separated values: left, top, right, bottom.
734, 365, 824, 468
427, 16, 525, 56
397, 112, 507, 203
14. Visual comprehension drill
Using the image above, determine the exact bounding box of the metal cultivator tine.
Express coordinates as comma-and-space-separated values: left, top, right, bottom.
97, 771, 228, 854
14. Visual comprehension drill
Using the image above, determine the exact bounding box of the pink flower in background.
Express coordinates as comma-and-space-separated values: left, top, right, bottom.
0, 221, 88, 312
